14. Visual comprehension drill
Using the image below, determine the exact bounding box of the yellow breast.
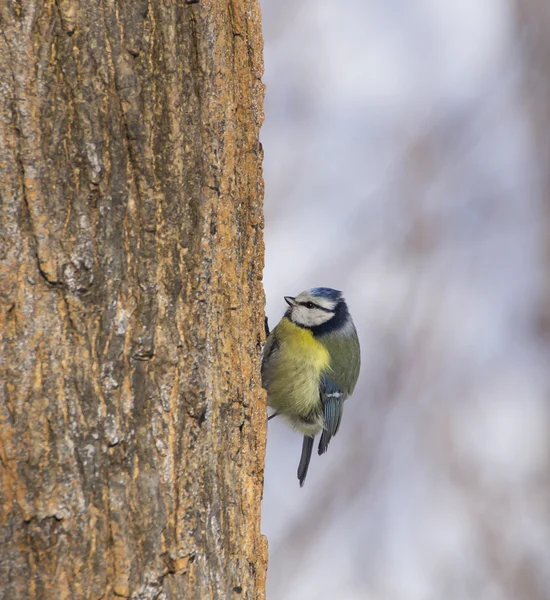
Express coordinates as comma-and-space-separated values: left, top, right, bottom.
276, 318, 330, 367
265, 318, 330, 421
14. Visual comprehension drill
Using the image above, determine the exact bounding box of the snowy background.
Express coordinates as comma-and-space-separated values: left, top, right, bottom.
260, 1, 550, 599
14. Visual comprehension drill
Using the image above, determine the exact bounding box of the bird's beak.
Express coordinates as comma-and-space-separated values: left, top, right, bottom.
284, 296, 296, 307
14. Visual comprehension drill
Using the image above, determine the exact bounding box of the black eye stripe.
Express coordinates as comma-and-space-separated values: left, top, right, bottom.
297, 301, 333, 313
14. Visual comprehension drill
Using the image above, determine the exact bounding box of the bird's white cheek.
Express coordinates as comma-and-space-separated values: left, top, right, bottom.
292, 307, 332, 327
313, 309, 334, 326
292, 307, 309, 326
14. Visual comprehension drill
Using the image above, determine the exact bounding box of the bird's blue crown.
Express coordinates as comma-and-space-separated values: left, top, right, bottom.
310, 287, 342, 301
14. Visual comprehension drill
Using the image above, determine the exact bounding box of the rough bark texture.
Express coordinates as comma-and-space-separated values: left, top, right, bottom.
0, 1, 267, 598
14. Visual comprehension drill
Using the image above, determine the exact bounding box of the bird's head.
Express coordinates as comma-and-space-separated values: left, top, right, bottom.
284, 287, 351, 333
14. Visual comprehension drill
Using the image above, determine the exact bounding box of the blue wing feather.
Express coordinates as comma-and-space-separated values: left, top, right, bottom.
318, 374, 344, 455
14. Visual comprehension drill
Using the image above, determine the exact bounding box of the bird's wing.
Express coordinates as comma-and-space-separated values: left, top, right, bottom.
317, 373, 344, 456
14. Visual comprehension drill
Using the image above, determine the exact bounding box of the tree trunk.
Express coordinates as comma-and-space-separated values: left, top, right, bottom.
516, 0, 550, 339
0, 1, 267, 599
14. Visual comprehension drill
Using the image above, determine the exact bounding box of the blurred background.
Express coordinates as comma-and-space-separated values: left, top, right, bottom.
259, 1, 550, 599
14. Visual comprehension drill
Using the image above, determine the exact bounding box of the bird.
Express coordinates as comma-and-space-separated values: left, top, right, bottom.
261, 287, 361, 486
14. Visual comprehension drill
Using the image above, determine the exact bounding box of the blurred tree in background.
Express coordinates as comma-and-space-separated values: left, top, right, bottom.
0, 1, 266, 599
261, 1, 550, 599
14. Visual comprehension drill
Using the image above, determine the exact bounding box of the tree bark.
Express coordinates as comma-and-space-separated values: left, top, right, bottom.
0, 1, 267, 599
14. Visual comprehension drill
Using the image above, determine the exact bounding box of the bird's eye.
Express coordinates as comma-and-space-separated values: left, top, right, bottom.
305, 302, 315, 309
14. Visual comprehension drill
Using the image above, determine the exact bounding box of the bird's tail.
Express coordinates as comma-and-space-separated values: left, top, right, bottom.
297, 436, 314, 487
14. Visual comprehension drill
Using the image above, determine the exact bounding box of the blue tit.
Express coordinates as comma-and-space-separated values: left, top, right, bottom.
262, 287, 361, 486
